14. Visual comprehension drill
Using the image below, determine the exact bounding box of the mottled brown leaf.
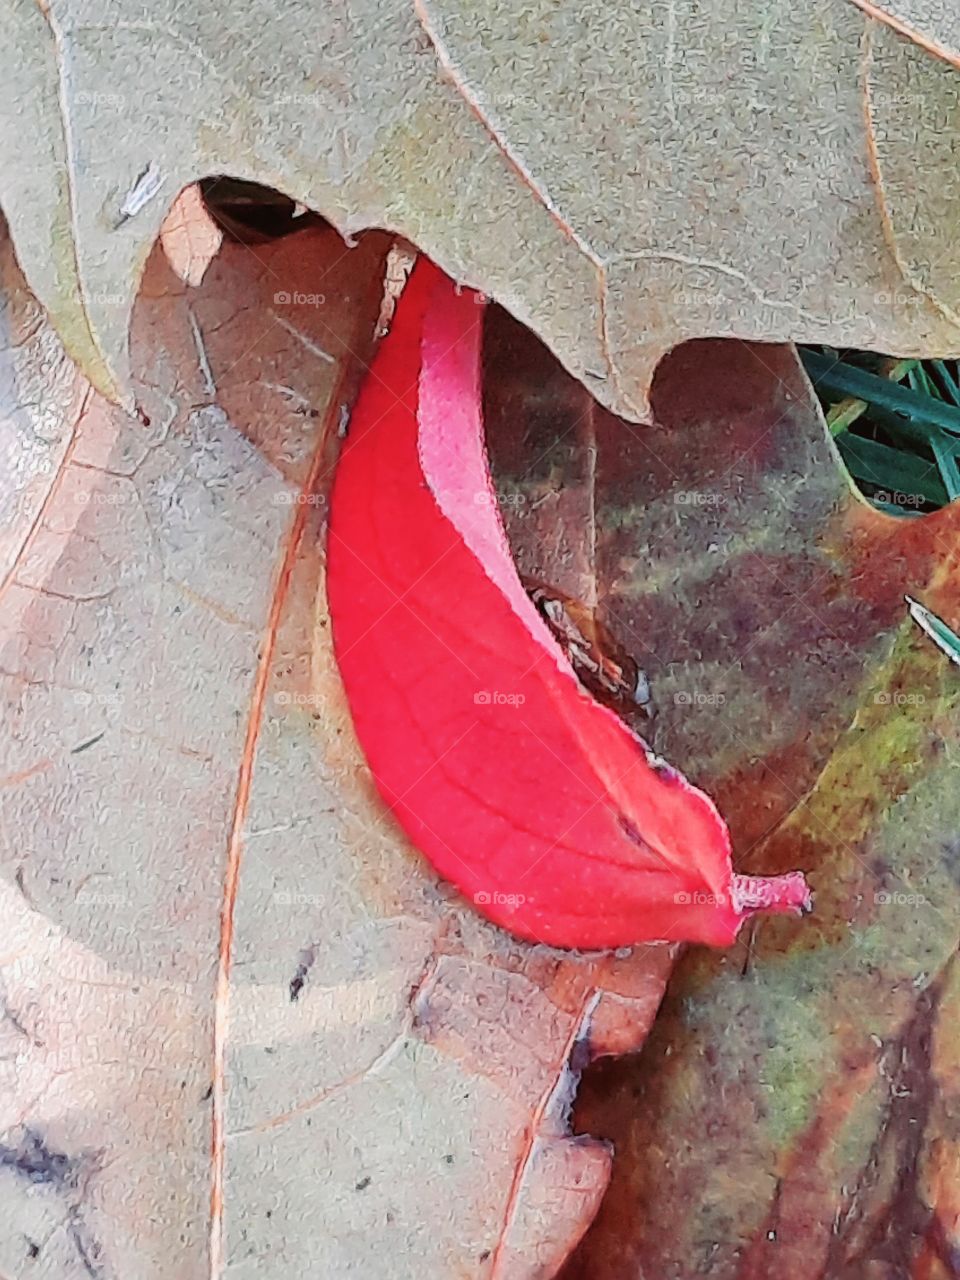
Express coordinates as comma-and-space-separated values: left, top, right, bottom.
480, 330, 960, 1280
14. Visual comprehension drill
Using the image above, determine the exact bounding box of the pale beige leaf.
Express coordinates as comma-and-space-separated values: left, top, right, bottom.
160, 184, 223, 287
850, 0, 960, 63
0, 222, 673, 1280
2, 0, 960, 420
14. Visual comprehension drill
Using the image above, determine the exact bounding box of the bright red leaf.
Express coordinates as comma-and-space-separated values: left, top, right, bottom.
327, 258, 811, 949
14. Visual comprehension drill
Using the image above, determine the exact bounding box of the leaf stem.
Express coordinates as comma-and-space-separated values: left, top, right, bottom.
733, 871, 812, 917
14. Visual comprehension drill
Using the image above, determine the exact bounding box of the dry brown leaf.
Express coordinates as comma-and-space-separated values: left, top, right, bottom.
480, 330, 960, 1280
472, 306, 960, 1278
2, 0, 960, 419
0, 221, 677, 1280
849, 0, 960, 64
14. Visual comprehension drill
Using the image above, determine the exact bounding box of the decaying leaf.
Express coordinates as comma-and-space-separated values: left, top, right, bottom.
474, 317, 960, 1280
0, 221, 684, 1279
2, 1, 960, 419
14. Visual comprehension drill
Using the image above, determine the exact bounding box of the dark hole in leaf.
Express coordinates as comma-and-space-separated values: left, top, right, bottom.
199, 176, 327, 243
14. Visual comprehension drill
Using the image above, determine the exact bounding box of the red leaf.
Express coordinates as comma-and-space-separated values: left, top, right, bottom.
327, 259, 810, 949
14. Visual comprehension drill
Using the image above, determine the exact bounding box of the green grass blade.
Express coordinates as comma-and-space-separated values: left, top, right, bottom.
931, 360, 960, 407
835, 433, 947, 508
906, 596, 960, 667
931, 437, 960, 501
800, 350, 960, 438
